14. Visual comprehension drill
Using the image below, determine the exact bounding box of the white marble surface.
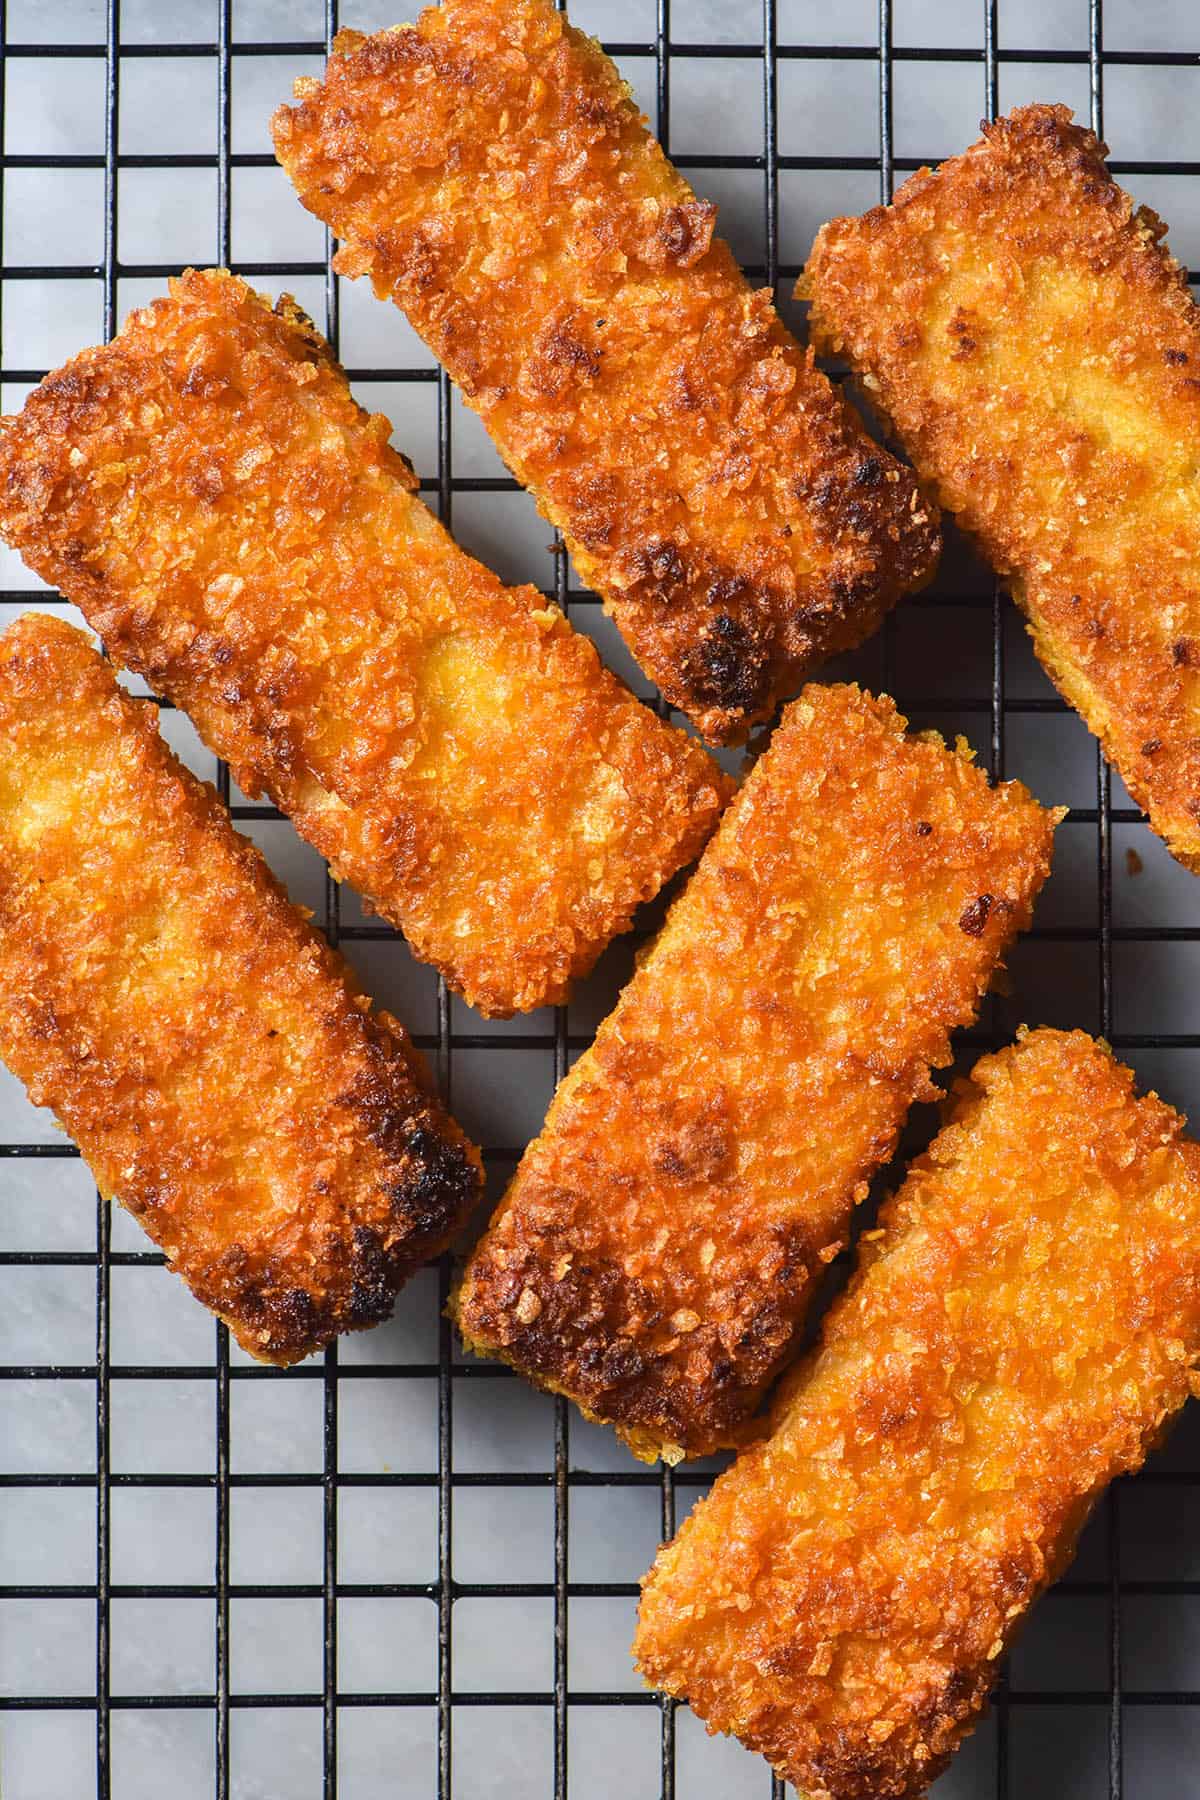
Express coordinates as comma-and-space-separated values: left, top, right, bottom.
1, 0, 1199, 1795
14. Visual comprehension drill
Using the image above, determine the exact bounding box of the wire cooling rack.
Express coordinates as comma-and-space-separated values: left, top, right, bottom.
1, 0, 1199, 1796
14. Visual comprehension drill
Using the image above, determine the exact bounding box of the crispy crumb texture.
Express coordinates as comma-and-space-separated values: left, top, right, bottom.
635, 1029, 1200, 1798
271, 0, 940, 743
0, 615, 482, 1364
806, 102, 1200, 871
0, 268, 731, 1017
453, 685, 1060, 1462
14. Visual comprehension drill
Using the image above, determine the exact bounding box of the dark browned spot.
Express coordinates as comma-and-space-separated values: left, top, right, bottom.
577, 1332, 649, 1390
387, 230, 441, 294
273, 1285, 318, 1343
273, 292, 320, 336
942, 1665, 978, 1712
655, 1146, 689, 1180
1164, 347, 1189, 366
389, 1120, 480, 1245
40, 365, 107, 408
1172, 639, 1195, 667
226, 1256, 331, 1361
947, 309, 978, 359
352, 27, 440, 79
916, 820, 933, 836
877, 1397, 922, 1434
706, 573, 751, 610
652, 1115, 731, 1184
734, 1303, 793, 1358
25, 997, 62, 1042
574, 91, 622, 129
846, 499, 879, 533
807, 1734, 911, 1800
571, 470, 619, 549
345, 1224, 397, 1329
658, 201, 716, 267
1141, 737, 1163, 756
460, 1244, 750, 1455
994, 1550, 1039, 1611
829, 570, 877, 610
958, 894, 994, 936
854, 456, 883, 488
642, 541, 686, 589
527, 319, 602, 397
685, 613, 770, 715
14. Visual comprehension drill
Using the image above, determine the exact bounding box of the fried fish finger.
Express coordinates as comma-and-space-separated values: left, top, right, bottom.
0, 614, 481, 1364
453, 685, 1059, 1462
271, 0, 940, 744
0, 269, 731, 1018
806, 102, 1200, 870
636, 1028, 1200, 1798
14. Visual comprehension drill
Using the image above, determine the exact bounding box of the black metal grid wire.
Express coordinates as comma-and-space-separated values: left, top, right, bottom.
0, 0, 1198, 1796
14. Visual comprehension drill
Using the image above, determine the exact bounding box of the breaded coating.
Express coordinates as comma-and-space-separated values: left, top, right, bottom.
453, 685, 1059, 1462
0, 269, 731, 1018
0, 614, 481, 1364
635, 1030, 1200, 1798
806, 103, 1200, 871
271, 0, 940, 744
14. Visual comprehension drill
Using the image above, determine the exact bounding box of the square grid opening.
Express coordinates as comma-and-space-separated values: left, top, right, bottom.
0, 2, 1196, 1797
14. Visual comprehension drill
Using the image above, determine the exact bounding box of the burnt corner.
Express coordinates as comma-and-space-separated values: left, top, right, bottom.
682, 612, 772, 717
388, 1117, 482, 1247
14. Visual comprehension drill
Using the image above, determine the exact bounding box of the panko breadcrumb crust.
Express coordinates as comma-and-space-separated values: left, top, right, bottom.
0, 269, 731, 1018
271, 0, 940, 744
805, 103, 1200, 871
0, 615, 481, 1364
635, 1029, 1200, 1799
453, 685, 1060, 1462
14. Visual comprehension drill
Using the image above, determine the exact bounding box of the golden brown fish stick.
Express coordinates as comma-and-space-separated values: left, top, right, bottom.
0, 614, 481, 1363
636, 1029, 1200, 1798
453, 685, 1059, 1462
0, 269, 731, 1019
806, 103, 1200, 870
271, 0, 940, 744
